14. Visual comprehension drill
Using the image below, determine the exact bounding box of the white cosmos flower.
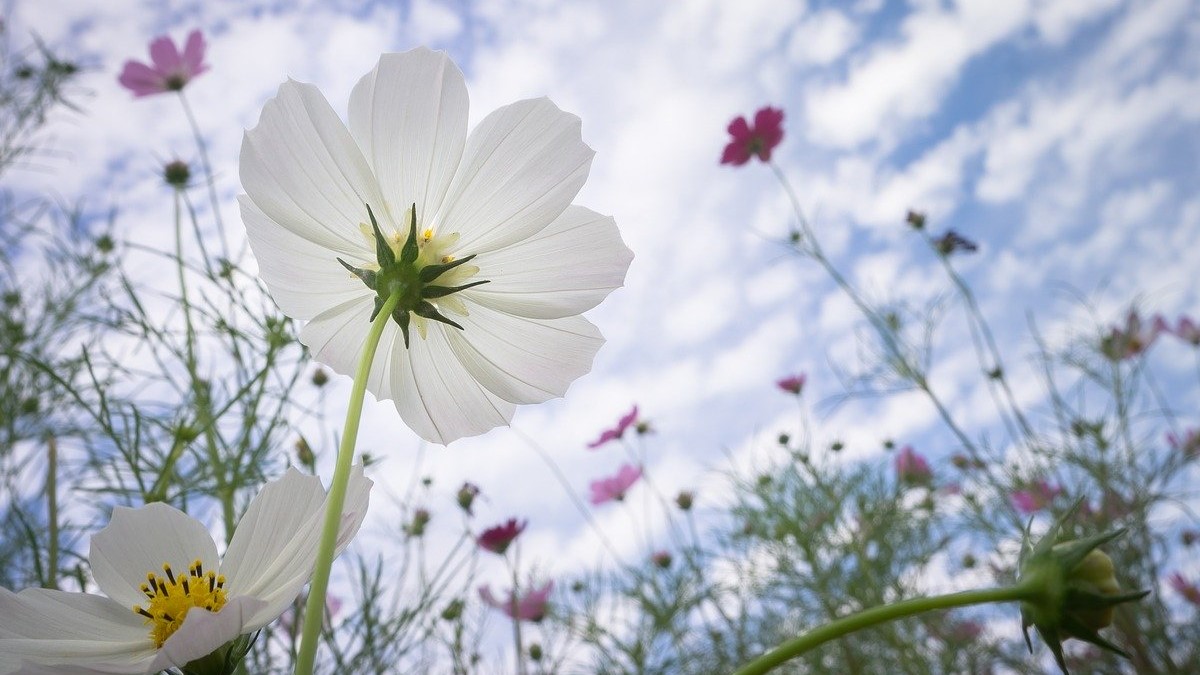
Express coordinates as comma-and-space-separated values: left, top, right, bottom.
239, 47, 633, 444
0, 466, 372, 674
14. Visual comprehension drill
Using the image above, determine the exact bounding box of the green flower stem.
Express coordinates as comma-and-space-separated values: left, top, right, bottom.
731, 584, 1037, 675
295, 291, 401, 675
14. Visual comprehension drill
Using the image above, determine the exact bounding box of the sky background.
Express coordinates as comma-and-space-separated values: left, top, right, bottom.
5, 0, 1200, 657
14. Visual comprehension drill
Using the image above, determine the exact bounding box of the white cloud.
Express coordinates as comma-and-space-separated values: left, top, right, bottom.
804, 0, 1033, 148
787, 9, 859, 66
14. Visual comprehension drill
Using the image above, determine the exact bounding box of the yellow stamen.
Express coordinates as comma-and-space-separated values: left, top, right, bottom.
131, 560, 227, 647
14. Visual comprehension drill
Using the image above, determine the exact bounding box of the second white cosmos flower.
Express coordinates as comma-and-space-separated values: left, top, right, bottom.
240, 48, 632, 445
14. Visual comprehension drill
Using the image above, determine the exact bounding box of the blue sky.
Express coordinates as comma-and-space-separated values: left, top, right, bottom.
7, 0, 1200, 651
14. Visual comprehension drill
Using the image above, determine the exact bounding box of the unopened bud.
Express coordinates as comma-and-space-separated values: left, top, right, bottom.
311, 368, 329, 387
406, 508, 431, 537
675, 491, 694, 511
163, 160, 191, 189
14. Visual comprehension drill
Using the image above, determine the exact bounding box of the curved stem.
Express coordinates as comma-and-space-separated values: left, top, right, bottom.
731, 585, 1035, 675
294, 293, 400, 675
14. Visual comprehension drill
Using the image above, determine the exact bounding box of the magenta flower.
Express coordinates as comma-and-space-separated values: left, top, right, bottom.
1099, 310, 1167, 360
589, 463, 642, 505
479, 581, 553, 622
720, 106, 784, 166
1167, 428, 1200, 460
651, 550, 672, 569
776, 373, 806, 395
1173, 316, 1200, 346
1168, 572, 1200, 606
894, 445, 933, 486
477, 518, 527, 555
1009, 480, 1062, 514
118, 29, 208, 97
587, 405, 639, 449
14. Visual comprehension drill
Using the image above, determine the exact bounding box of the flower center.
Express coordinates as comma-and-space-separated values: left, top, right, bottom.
339, 204, 489, 348
132, 560, 227, 648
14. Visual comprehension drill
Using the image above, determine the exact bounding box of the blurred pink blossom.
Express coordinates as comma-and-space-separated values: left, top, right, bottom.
1100, 310, 1167, 360
118, 29, 208, 97
720, 106, 784, 166
1010, 480, 1062, 514
587, 405, 639, 449
589, 463, 642, 505
477, 518, 527, 555
1168, 572, 1200, 606
1173, 316, 1200, 346
651, 550, 672, 569
894, 445, 933, 486
479, 581, 553, 622
776, 373, 806, 395
1167, 428, 1200, 460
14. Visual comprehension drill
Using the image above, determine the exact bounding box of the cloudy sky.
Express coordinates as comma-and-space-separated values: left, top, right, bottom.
6, 0, 1199, 642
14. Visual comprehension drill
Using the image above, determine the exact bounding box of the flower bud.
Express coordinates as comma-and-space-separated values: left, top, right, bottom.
1017, 503, 1149, 674
163, 159, 191, 189
456, 482, 480, 514
405, 508, 431, 537
675, 491, 694, 511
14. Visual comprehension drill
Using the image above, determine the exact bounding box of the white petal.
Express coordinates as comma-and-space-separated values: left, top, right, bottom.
464, 205, 633, 319
349, 48, 468, 227
89, 503, 218, 612
148, 596, 267, 672
240, 197, 373, 321
0, 587, 155, 673
298, 295, 374, 380
385, 324, 516, 444
448, 307, 604, 404
240, 78, 394, 255
437, 98, 594, 255
220, 466, 373, 631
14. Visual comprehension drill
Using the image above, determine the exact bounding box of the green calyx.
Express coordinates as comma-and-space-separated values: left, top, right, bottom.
338, 204, 488, 348
1016, 500, 1150, 674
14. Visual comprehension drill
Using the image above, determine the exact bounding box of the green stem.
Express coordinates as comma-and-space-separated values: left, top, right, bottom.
731, 585, 1035, 675
294, 292, 400, 675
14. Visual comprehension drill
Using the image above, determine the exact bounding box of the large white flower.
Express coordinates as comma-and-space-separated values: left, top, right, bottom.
239, 48, 632, 444
0, 466, 372, 674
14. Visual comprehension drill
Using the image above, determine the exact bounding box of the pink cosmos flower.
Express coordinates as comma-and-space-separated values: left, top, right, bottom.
894, 445, 933, 486
477, 518, 527, 555
1167, 428, 1200, 460
1099, 310, 1168, 360
1173, 316, 1200, 345
587, 405, 639, 449
1168, 572, 1200, 606
776, 373, 806, 395
479, 581, 553, 622
1009, 480, 1062, 514
118, 29, 208, 97
589, 463, 642, 505
720, 106, 784, 166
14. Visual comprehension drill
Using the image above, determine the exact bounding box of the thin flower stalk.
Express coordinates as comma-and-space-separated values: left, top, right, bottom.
294, 290, 401, 675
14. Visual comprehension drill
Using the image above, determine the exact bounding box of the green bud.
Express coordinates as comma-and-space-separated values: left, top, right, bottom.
405, 508, 431, 537
1017, 503, 1149, 674
294, 437, 315, 469
311, 368, 329, 387
163, 160, 191, 189
96, 234, 115, 253
441, 598, 464, 621
528, 643, 543, 661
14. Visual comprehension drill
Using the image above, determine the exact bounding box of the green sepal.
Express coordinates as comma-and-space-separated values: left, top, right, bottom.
415, 301, 464, 331
364, 204, 396, 269
337, 258, 377, 290
400, 203, 419, 265
393, 307, 412, 348
423, 279, 490, 298
179, 631, 257, 675
419, 253, 478, 283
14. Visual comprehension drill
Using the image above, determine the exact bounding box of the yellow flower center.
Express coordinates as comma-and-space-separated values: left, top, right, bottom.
132, 560, 227, 647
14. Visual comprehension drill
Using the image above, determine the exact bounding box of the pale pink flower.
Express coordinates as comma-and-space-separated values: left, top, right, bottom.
118, 29, 208, 97
1100, 310, 1167, 360
1168, 572, 1200, 606
589, 463, 642, 505
894, 445, 932, 486
1009, 480, 1062, 514
477, 518, 526, 555
776, 373, 806, 395
1173, 316, 1200, 346
479, 581, 553, 622
1167, 428, 1200, 460
587, 405, 639, 449
720, 106, 784, 166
